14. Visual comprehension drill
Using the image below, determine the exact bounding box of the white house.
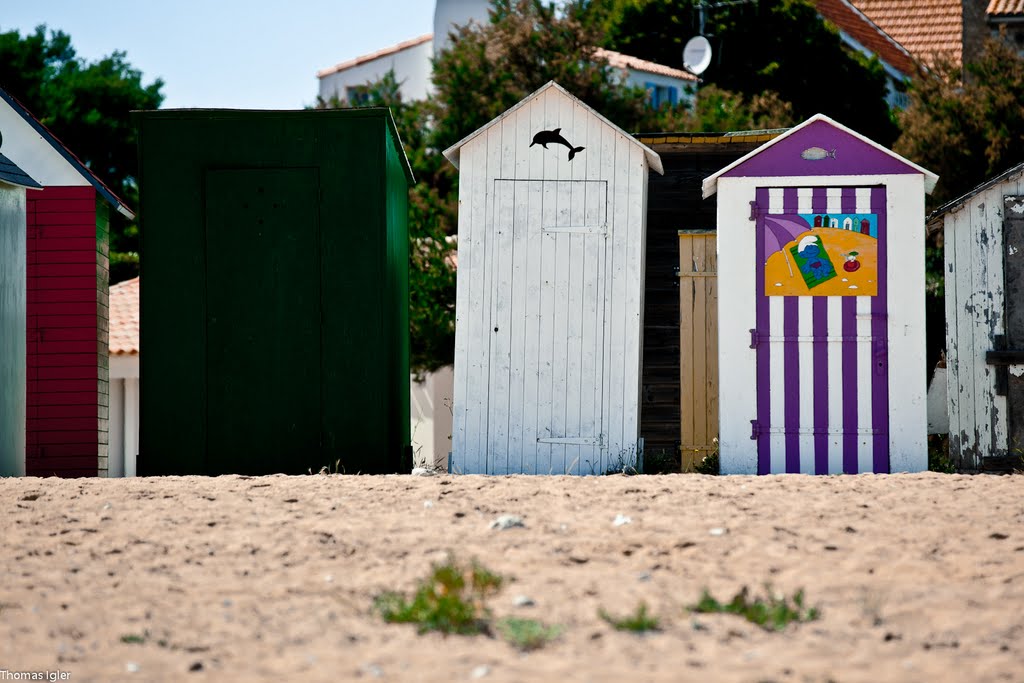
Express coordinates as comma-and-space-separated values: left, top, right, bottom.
317, 0, 697, 108
108, 276, 139, 477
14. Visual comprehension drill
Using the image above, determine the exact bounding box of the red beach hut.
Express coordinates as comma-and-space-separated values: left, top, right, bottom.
0, 88, 134, 477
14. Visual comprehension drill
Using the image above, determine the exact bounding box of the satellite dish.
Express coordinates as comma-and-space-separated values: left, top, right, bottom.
683, 35, 713, 75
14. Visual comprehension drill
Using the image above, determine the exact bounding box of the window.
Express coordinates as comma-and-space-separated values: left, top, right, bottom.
645, 82, 679, 109
346, 86, 370, 106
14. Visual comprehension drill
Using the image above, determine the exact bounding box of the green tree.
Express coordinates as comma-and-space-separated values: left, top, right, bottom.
586, 0, 898, 143
0, 25, 164, 281
895, 38, 1024, 208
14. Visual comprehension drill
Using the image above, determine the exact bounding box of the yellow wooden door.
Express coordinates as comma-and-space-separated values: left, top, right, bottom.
679, 231, 718, 471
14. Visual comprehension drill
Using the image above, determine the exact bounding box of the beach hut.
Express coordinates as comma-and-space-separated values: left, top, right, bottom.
0, 134, 41, 476
928, 162, 1024, 471
134, 108, 413, 476
0, 88, 134, 478
443, 81, 663, 474
703, 114, 937, 475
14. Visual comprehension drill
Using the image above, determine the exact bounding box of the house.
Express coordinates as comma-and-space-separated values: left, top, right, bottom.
108, 276, 139, 477
0, 140, 41, 477
316, 0, 696, 108
927, 161, 1024, 471
0, 87, 134, 478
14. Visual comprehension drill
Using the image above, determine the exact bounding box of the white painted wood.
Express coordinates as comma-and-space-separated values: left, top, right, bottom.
124, 377, 139, 478
827, 297, 844, 474
769, 288, 786, 474
856, 295, 874, 473
0, 95, 91, 187
448, 83, 657, 474
108, 378, 125, 478
798, 296, 815, 473
944, 206, 961, 451
0, 186, 27, 477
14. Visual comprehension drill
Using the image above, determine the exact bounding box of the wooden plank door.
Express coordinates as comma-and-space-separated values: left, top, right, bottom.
678, 231, 718, 471
752, 186, 889, 474
204, 168, 322, 474
487, 179, 609, 474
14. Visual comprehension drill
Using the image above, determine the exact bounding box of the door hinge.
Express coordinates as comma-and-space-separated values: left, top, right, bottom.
749, 201, 761, 222
750, 419, 760, 440
750, 328, 761, 349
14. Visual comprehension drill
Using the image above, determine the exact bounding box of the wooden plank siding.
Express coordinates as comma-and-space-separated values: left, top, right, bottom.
942, 173, 1024, 469
25, 185, 107, 477
637, 144, 765, 469
678, 232, 718, 471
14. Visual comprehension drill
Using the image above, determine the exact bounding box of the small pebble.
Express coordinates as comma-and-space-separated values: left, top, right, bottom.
363, 663, 384, 678
125, 662, 139, 673
709, 527, 727, 536
637, 571, 652, 582
490, 515, 525, 530
471, 665, 490, 679
612, 514, 632, 527
189, 661, 203, 672
513, 595, 535, 607
423, 500, 435, 509
324, 574, 334, 583
411, 467, 434, 477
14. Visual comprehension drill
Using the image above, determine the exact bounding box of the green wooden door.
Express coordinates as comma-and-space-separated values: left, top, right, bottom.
204, 168, 321, 474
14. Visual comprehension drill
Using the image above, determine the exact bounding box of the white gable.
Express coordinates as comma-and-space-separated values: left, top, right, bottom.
443, 81, 663, 175
0, 95, 90, 188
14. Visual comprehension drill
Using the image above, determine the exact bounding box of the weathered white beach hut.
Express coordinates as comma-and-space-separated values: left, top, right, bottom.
928, 162, 1024, 471
703, 114, 937, 475
0, 134, 41, 476
443, 81, 663, 474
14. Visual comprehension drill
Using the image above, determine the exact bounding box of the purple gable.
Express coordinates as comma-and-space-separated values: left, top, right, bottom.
722, 120, 920, 178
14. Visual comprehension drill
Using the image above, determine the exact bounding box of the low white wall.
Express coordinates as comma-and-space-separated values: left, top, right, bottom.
411, 365, 454, 470
108, 354, 139, 477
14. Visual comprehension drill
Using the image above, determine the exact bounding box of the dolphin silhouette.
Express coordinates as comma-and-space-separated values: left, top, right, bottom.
530, 128, 585, 161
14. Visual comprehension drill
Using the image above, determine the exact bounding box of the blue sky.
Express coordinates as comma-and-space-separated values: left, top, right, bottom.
3, 1, 436, 109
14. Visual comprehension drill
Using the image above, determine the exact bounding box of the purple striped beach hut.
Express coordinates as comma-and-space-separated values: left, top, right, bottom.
703, 114, 938, 475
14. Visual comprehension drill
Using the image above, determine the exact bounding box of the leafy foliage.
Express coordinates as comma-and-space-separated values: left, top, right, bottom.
374, 555, 504, 635
586, 0, 895, 141
0, 25, 164, 281
598, 602, 662, 632
895, 38, 1024, 209
690, 586, 820, 631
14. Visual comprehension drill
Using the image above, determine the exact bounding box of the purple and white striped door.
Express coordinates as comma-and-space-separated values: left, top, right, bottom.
753, 186, 889, 474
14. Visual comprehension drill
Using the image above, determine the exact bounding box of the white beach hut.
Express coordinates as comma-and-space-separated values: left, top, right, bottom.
443, 81, 663, 474
703, 114, 937, 475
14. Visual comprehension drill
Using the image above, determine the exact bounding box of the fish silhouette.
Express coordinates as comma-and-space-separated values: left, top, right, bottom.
530, 128, 585, 161
801, 147, 837, 161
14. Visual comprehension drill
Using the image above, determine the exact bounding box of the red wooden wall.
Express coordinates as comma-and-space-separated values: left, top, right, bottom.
26, 185, 109, 477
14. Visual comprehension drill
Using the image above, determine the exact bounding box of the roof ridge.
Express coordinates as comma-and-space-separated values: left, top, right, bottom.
316, 33, 433, 78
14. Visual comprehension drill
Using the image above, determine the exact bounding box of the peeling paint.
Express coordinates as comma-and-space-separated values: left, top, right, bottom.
1011, 202, 1024, 215
1010, 244, 1020, 256
1011, 365, 1024, 378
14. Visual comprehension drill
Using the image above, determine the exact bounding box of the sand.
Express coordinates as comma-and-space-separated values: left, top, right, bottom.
1, 472, 1022, 682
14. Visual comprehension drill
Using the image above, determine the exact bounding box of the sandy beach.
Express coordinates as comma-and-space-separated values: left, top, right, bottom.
1, 472, 1021, 682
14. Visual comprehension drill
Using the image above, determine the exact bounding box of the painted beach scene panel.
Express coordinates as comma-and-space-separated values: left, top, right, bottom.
764, 212, 878, 296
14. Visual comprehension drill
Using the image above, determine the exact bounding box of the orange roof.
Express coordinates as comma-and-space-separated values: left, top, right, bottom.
317, 34, 433, 78
109, 277, 139, 355
814, 0, 918, 76
988, 0, 1024, 15
594, 48, 700, 82
849, 0, 963, 67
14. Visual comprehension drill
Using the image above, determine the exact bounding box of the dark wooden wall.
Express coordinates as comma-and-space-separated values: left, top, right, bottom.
640, 143, 763, 469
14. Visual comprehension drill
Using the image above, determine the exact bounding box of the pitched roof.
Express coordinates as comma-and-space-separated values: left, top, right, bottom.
443, 81, 664, 174
702, 113, 938, 197
317, 34, 433, 78
109, 276, 139, 355
0, 151, 41, 189
0, 87, 135, 219
987, 0, 1024, 16
848, 0, 963, 67
814, 0, 919, 76
928, 161, 1024, 225
594, 48, 699, 82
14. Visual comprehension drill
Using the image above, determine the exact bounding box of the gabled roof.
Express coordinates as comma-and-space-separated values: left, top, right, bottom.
814, 0, 918, 77
849, 0, 963, 67
442, 81, 664, 175
317, 34, 433, 79
0, 150, 41, 189
0, 88, 135, 219
927, 161, 1024, 226
110, 276, 140, 355
702, 113, 938, 197
594, 48, 699, 83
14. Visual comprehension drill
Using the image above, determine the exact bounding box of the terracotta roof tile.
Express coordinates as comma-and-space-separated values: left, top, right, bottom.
849, 0, 963, 67
594, 48, 700, 82
987, 0, 1024, 16
109, 276, 139, 355
814, 0, 918, 75
317, 34, 433, 78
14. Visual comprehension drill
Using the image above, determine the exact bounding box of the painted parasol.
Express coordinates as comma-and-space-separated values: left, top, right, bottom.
762, 213, 813, 277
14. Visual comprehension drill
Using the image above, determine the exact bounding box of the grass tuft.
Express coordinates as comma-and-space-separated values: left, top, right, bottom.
599, 602, 661, 633
689, 586, 820, 631
495, 617, 562, 651
374, 555, 503, 635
